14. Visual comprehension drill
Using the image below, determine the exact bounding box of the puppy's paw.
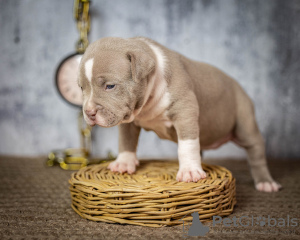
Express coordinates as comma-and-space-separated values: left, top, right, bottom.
176, 167, 206, 182
108, 161, 137, 174
255, 181, 282, 192
107, 152, 139, 174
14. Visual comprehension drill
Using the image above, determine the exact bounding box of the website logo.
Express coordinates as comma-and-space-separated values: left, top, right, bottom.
180, 214, 298, 238
212, 215, 298, 227
180, 212, 210, 238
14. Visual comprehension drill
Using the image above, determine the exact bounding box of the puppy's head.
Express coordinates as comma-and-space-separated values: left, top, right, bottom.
78, 38, 155, 127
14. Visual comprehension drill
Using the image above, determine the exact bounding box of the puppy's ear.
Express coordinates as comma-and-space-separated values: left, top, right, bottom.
127, 50, 155, 82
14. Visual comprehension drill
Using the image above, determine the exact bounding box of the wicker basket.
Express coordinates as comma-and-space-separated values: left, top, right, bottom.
69, 160, 236, 227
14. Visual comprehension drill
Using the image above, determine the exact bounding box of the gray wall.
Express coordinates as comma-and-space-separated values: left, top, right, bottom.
0, 0, 299, 159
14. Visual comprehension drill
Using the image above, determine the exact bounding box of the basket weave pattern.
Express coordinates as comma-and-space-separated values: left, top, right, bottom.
69, 160, 236, 227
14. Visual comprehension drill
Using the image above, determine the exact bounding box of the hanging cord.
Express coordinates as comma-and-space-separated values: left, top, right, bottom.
79, 111, 92, 157
47, 1, 116, 170
74, 0, 90, 53
47, 1, 92, 170
47, 112, 92, 170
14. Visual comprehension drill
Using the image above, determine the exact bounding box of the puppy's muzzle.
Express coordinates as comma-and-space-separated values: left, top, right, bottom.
85, 109, 97, 121
84, 104, 119, 127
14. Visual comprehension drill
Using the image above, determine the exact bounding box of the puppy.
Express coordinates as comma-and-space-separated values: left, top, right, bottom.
78, 37, 281, 192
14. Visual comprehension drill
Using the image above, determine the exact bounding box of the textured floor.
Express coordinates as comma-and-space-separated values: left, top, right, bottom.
0, 156, 299, 240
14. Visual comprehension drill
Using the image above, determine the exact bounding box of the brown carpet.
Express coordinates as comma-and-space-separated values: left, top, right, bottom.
0, 156, 299, 240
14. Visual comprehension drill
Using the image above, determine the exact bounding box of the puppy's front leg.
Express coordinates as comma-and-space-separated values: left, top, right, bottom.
107, 123, 140, 174
173, 97, 206, 182
176, 138, 207, 182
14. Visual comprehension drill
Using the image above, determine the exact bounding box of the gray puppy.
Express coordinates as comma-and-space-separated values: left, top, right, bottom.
78, 37, 281, 192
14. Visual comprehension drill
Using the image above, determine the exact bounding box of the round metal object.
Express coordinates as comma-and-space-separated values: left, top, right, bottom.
55, 53, 83, 107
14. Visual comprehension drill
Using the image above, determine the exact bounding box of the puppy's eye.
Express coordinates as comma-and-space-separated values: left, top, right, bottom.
105, 84, 115, 90
80, 87, 83, 91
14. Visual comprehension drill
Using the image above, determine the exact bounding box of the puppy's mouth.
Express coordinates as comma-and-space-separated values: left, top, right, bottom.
121, 112, 135, 123
84, 115, 96, 127
84, 110, 133, 128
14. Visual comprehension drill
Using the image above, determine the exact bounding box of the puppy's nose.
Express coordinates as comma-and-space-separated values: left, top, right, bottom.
85, 109, 97, 117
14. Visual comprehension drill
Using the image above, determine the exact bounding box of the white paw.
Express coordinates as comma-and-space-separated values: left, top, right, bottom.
176, 166, 206, 182
256, 181, 282, 192
107, 152, 139, 174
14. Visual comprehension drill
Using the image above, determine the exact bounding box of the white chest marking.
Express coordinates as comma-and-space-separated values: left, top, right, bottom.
131, 39, 173, 135
147, 42, 167, 75
85, 58, 94, 83
134, 40, 170, 121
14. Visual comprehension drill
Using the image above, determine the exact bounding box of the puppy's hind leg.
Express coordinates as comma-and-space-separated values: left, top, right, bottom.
233, 91, 281, 192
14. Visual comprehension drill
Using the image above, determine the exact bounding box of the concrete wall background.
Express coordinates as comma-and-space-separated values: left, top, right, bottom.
0, 0, 299, 159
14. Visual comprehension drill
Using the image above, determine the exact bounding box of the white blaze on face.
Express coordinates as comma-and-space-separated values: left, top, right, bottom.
84, 58, 94, 83
83, 58, 110, 127
83, 58, 94, 108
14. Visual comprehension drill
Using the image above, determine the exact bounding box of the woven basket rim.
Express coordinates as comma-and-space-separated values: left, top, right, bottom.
69, 160, 236, 227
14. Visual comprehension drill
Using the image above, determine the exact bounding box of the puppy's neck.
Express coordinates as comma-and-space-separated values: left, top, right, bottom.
134, 41, 170, 121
